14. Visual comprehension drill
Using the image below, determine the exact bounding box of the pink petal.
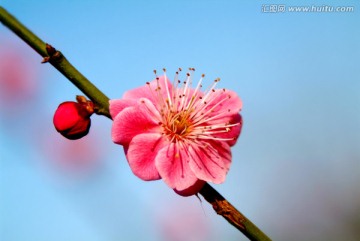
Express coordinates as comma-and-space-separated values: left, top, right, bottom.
209, 113, 243, 147
205, 89, 242, 118
111, 98, 161, 146
109, 99, 137, 119
123, 76, 173, 104
188, 140, 231, 184
126, 133, 167, 181
155, 142, 199, 191
174, 179, 206, 197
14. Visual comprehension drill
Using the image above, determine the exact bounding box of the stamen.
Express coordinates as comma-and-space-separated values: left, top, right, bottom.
185, 74, 204, 111
200, 78, 220, 103
162, 68, 172, 108
179, 73, 191, 110
192, 135, 236, 142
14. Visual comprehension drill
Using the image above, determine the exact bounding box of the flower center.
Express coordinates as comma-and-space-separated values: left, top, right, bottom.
163, 110, 193, 141
172, 112, 191, 135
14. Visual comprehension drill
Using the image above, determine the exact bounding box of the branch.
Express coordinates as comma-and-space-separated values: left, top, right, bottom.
199, 183, 271, 240
0, 6, 110, 118
0, 7, 271, 241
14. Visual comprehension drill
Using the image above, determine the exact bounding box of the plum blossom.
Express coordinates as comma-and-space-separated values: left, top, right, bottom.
110, 69, 242, 196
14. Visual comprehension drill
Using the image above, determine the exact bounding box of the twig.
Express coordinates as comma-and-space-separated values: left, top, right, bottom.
0, 6, 110, 118
199, 183, 271, 240
0, 7, 272, 241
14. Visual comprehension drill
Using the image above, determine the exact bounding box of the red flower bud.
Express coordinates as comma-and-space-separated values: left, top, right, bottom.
53, 101, 93, 140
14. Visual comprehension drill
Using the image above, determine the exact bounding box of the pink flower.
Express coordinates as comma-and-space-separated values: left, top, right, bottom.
110, 69, 242, 196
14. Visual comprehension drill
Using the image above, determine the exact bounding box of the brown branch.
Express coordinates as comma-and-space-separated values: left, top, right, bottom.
199, 183, 271, 241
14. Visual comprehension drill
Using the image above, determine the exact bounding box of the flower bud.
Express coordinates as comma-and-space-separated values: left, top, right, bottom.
53, 100, 93, 140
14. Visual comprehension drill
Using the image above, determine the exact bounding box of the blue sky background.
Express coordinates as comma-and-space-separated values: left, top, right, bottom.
1, 1, 359, 240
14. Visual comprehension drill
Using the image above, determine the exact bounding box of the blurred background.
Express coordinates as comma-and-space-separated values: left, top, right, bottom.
0, 0, 359, 240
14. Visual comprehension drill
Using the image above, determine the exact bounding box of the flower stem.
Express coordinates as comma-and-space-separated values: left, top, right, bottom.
0, 6, 111, 118
199, 183, 271, 241
0, 7, 271, 241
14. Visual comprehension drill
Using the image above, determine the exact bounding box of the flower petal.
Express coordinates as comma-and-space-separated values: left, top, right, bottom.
209, 113, 243, 146
123, 76, 173, 104
188, 140, 231, 184
155, 142, 199, 191
109, 99, 137, 119
205, 89, 242, 118
111, 98, 161, 146
174, 179, 206, 197
127, 133, 167, 181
